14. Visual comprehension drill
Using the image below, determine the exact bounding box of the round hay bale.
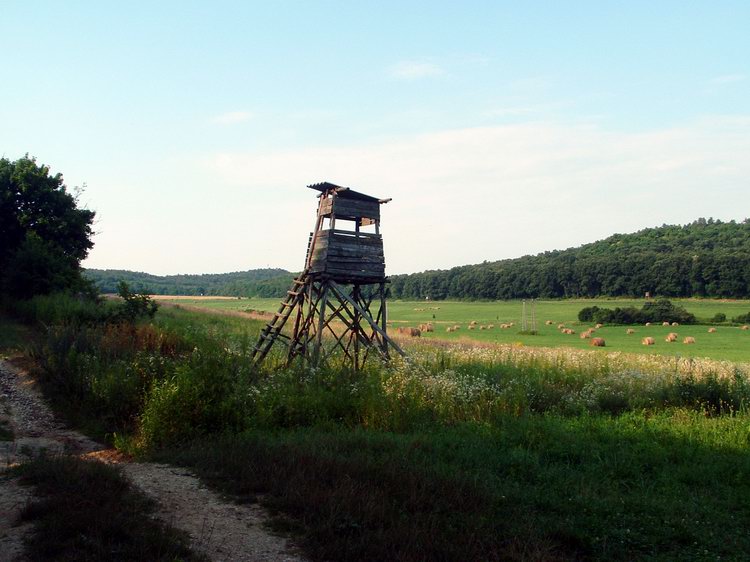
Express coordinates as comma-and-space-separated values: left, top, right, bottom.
645, 322, 652, 327
580, 331, 591, 339
741, 325, 749, 331
671, 322, 679, 327
626, 328, 635, 334
683, 336, 696, 344
642, 336, 655, 346
590, 337, 605, 347
708, 327, 717, 333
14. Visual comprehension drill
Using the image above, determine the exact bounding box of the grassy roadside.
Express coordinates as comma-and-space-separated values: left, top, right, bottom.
13, 455, 205, 562
14, 301, 750, 561
0, 314, 33, 358
153, 413, 750, 561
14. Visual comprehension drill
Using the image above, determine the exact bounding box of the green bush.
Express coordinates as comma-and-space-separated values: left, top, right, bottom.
578, 298, 697, 325
138, 347, 253, 448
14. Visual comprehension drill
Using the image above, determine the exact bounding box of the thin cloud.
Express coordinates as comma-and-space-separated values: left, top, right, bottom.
210, 111, 254, 125
709, 74, 745, 85
207, 117, 750, 274
389, 60, 445, 80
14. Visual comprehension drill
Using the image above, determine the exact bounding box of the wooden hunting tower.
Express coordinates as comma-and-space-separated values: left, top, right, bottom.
252, 182, 404, 369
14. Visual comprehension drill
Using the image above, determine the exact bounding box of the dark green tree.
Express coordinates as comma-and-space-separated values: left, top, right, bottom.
0, 156, 95, 298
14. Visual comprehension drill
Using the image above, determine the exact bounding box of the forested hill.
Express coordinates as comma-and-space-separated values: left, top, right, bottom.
389, 219, 750, 300
84, 268, 294, 297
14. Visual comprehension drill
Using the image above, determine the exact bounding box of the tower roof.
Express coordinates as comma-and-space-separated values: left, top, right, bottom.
307, 182, 390, 204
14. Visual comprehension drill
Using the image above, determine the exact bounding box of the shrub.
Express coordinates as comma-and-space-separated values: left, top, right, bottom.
578, 306, 600, 322
109, 281, 158, 323
712, 313, 727, 323
580, 298, 696, 325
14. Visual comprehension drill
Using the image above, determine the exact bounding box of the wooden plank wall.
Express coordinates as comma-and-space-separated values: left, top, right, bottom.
309, 231, 385, 279
320, 197, 380, 221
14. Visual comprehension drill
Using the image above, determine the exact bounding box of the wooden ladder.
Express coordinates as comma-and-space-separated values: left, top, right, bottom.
252, 274, 307, 365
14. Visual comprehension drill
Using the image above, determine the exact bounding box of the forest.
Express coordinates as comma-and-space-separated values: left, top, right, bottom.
84, 219, 750, 301
83, 267, 293, 297
388, 219, 750, 300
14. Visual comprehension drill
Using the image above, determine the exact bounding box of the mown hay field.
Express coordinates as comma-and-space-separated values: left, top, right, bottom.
157, 297, 750, 363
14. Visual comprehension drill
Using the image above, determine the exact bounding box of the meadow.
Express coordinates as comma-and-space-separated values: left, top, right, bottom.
7, 295, 750, 560
153, 296, 750, 363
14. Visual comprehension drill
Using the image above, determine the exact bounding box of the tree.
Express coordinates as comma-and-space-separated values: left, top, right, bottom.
0, 156, 95, 298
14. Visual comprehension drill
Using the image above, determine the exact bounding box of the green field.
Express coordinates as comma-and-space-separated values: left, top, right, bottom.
157, 297, 750, 363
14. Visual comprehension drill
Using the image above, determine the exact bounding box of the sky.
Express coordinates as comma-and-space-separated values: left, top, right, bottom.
2, 1, 749, 276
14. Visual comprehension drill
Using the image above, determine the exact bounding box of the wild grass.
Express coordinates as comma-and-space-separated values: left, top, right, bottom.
13, 455, 204, 561
22, 303, 750, 561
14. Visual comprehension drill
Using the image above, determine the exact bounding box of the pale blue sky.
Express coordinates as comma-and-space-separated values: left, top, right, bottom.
2, 1, 749, 275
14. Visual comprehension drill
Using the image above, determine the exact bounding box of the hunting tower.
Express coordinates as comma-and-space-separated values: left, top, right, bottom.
252, 182, 404, 369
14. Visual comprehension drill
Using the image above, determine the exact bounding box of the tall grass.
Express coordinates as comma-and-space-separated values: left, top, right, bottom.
25, 305, 750, 560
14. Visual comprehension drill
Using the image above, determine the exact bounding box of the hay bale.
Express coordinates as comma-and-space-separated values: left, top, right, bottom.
683, 336, 696, 344
470, 321, 478, 326
557, 323, 566, 330
580, 331, 591, 339
665, 333, 677, 342
595, 323, 603, 329
446, 326, 453, 333
453, 325, 461, 330
468, 325, 475, 330
424, 323, 434, 333
642, 336, 655, 346
708, 327, 717, 333
626, 328, 635, 334
545, 320, 553, 325
742, 325, 749, 331
487, 324, 494, 329
662, 321, 670, 327
590, 337, 605, 347
645, 322, 652, 327
479, 325, 486, 330
671, 322, 679, 327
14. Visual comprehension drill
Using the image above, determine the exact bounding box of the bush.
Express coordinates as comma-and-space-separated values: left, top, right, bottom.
712, 313, 727, 323
109, 281, 159, 323
578, 306, 600, 322
2, 234, 82, 299
733, 312, 750, 324
5, 292, 108, 326
579, 298, 696, 325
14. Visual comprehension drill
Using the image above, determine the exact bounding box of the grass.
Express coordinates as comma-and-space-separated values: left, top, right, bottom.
18, 300, 750, 561
158, 296, 750, 362
154, 412, 750, 561
13, 454, 205, 562
0, 314, 33, 358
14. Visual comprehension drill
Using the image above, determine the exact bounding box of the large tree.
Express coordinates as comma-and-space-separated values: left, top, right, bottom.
0, 156, 95, 298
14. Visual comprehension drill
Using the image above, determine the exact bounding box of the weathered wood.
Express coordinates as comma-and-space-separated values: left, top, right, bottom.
329, 281, 405, 357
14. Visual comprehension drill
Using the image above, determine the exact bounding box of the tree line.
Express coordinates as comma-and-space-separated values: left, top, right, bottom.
83, 268, 294, 297
388, 219, 750, 300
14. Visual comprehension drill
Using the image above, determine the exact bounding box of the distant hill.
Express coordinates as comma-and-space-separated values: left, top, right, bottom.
84, 268, 294, 297
389, 218, 750, 300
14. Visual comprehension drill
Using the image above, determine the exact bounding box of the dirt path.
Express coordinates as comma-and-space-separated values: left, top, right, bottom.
0, 359, 306, 562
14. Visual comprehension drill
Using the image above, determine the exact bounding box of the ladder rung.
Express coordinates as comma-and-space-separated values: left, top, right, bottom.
287, 290, 302, 297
